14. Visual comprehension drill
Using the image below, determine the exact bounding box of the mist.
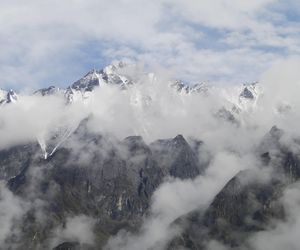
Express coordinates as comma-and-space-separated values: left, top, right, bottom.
3, 59, 300, 149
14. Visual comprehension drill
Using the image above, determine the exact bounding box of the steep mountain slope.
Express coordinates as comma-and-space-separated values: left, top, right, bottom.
168, 127, 300, 250
0, 115, 207, 249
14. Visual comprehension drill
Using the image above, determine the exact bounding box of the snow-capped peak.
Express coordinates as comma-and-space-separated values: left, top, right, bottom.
0, 63, 261, 112
0, 88, 18, 105
70, 69, 101, 92
65, 61, 132, 103
34, 86, 61, 96
239, 83, 259, 100
170, 80, 211, 95
103, 61, 127, 75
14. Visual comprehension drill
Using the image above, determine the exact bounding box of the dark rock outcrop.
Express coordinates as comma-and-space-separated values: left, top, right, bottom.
0, 131, 205, 249
53, 242, 80, 250
240, 87, 254, 99
169, 126, 300, 249
150, 134, 204, 179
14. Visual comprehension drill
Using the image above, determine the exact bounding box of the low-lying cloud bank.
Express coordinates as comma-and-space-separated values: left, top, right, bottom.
1, 58, 300, 148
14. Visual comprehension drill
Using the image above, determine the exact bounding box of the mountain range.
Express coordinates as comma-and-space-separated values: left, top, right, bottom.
0, 62, 297, 250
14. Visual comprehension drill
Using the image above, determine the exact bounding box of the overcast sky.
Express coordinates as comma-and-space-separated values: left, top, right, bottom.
0, 0, 299, 90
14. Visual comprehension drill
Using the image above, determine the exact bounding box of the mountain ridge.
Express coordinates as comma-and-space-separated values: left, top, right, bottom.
1, 62, 260, 106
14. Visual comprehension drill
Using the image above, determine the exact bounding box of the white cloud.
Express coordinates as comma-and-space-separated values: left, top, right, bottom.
1, 58, 300, 151
249, 183, 300, 250
0, 0, 298, 89
51, 215, 95, 248
0, 182, 29, 247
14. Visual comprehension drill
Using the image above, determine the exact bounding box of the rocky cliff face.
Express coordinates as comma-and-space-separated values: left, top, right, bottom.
167, 127, 300, 250
0, 117, 206, 249
2, 122, 299, 250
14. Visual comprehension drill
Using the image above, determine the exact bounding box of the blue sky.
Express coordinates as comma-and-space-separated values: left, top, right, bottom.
0, 0, 299, 90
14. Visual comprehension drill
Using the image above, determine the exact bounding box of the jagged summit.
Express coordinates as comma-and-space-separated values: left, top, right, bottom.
0, 62, 261, 107
64, 61, 133, 103
239, 83, 259, 100
70, 69, 101, 92
34, 86, 60, 96
69, 61, 130, 91
0, 88, 18, 105
240, 86, 254, 99
170, 80, 210, 94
